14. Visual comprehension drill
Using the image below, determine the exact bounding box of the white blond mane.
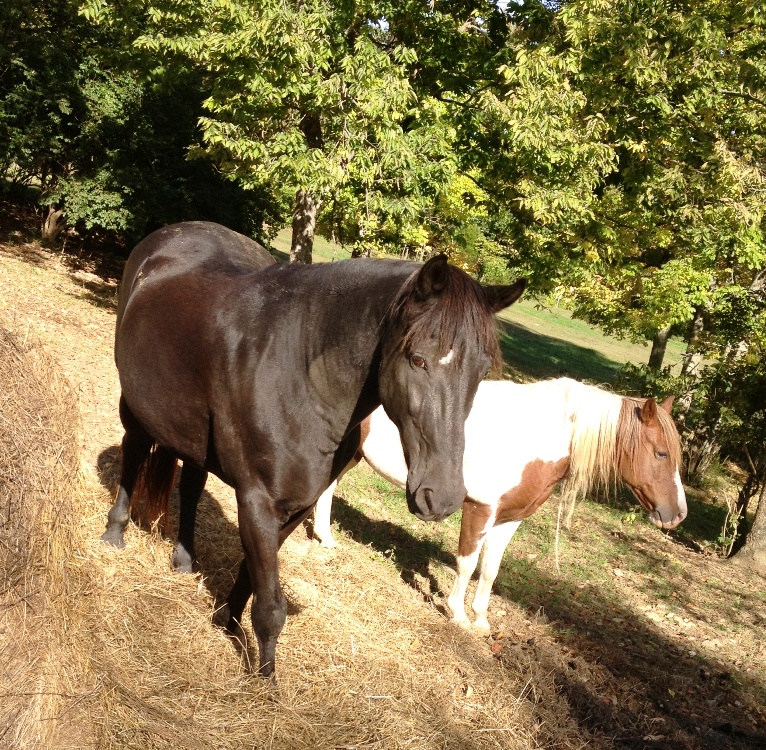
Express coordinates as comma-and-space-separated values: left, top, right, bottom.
553, 378, 624, 502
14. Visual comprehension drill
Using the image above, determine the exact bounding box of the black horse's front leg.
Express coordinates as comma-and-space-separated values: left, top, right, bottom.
223, 497, 318, 676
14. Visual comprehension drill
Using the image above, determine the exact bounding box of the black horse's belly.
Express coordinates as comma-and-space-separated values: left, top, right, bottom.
117, 288, 212, 465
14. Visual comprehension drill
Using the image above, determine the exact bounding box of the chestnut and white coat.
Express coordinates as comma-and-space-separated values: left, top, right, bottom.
313, 378, 687, 634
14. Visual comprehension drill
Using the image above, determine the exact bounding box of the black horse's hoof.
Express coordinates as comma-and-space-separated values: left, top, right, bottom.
100, 528, 126, 548
171, 547, 195, 573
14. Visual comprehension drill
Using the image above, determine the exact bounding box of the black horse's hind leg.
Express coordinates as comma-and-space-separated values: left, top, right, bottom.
171, 463, 208, 573
101, 399, 153, 547
222, 558, 252, 631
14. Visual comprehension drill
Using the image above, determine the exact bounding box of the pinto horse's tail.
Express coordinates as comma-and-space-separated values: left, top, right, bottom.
133, 443, 177, 533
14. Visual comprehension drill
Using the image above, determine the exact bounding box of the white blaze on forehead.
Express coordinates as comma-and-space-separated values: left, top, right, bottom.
439, 349, 455, 365
674, 468, 687, 511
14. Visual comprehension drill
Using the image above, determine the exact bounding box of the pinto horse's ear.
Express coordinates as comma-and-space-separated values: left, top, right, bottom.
483, 278, 526, 312
639, 397, 658, 424
415, 254, 451, 300
659, 395, 675, 414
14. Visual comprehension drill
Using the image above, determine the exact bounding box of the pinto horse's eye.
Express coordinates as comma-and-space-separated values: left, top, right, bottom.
655, 450, 669, 460
410, 354, 427, 370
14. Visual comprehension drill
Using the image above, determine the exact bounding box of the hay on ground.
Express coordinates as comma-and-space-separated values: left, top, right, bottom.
0, 321, 83, 748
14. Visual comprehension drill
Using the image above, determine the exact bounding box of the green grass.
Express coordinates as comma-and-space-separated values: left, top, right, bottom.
498, 299, 685, 384
269, 227, 351, 263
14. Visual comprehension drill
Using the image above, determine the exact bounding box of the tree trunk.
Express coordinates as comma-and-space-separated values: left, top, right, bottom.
730, 477, 766, 575
680, 307, 705, 377
290, 190, 319, 264
41, 205, 65, 243
648, 326, 672, 370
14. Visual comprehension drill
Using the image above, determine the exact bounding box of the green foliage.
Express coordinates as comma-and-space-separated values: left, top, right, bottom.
0, 0, 267, 241
87, 0, 458, 249
614, 362, 688, 402
551, 0, 766, 344
0, 0, 91, 188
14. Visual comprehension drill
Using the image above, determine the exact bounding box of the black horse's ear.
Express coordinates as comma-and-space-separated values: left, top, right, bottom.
415, 254, 450, 300
483, 278, 526, 312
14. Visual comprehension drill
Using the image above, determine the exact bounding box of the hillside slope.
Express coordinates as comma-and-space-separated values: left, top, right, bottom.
1, 234, 764, 749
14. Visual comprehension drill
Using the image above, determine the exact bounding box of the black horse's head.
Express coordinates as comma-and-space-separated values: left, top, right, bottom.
378, 256, 525, 521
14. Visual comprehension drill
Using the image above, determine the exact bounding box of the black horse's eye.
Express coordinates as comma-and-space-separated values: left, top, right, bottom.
410, 354, 427, 370
655, 450, 669, 460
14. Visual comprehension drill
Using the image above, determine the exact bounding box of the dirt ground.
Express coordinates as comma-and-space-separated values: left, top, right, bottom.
1, 210, 765, 749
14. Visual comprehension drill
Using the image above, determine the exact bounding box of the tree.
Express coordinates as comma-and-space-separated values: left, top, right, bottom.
86, 0, 457, 261
388, 0, 617, 282
1, 0, 267, 242
551, 0, 766, 369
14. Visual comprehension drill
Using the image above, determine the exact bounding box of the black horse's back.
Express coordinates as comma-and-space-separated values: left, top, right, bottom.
116, 222, 275, 337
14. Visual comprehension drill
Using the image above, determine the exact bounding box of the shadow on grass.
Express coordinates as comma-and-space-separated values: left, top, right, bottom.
674, 493, 730, 553
329, 495, 456, 614
499, 318, 624, 384
329, 493, 766, 750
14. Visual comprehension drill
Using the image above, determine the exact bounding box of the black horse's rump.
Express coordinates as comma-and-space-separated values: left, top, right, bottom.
102, 220, 524, 677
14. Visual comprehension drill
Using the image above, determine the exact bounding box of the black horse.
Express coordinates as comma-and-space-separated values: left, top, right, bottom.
101, 221, 525, 676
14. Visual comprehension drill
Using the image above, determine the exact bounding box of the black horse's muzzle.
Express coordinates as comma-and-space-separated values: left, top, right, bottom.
406, 482, 465, 522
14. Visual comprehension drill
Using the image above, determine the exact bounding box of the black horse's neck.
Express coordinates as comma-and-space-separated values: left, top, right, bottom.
267, 260, 414, 444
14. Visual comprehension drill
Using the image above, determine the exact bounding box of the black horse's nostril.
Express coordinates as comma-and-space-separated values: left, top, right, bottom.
422, 487, 434, 514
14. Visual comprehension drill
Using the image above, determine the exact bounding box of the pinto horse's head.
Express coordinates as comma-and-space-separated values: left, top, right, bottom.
378, 255, 525, 522
617, 396, 687, 530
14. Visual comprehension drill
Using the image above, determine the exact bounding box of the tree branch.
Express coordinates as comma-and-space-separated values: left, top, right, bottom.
720, 89, 766, 110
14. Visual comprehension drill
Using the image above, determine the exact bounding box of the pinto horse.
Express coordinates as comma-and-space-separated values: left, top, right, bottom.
313, 377, 687, 633
100, 221, 525, 676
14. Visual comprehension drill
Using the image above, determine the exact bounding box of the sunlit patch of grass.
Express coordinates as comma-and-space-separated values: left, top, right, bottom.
497, 299, 685, 384
270, 227, 351, 263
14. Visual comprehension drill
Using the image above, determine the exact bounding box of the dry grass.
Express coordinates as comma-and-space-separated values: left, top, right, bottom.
0, 320, 83, 748
77, 492, 585, 749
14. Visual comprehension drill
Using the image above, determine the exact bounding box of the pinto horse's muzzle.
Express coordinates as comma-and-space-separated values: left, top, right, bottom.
631, 479, 688, 530
649, 507, 687, 530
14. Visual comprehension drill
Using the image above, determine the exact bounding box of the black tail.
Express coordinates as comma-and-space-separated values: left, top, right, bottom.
133, 443, 177, 533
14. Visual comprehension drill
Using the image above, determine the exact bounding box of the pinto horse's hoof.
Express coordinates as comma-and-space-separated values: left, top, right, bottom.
450, 615, 472, 630
472, 618, 491, 636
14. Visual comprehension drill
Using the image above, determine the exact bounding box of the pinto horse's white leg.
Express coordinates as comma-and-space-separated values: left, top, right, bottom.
313, 480, 339, 548
471, 520, 522, 635
447, 499, 494, 628
447, 544, 484, 628
311, 456, 359, 547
